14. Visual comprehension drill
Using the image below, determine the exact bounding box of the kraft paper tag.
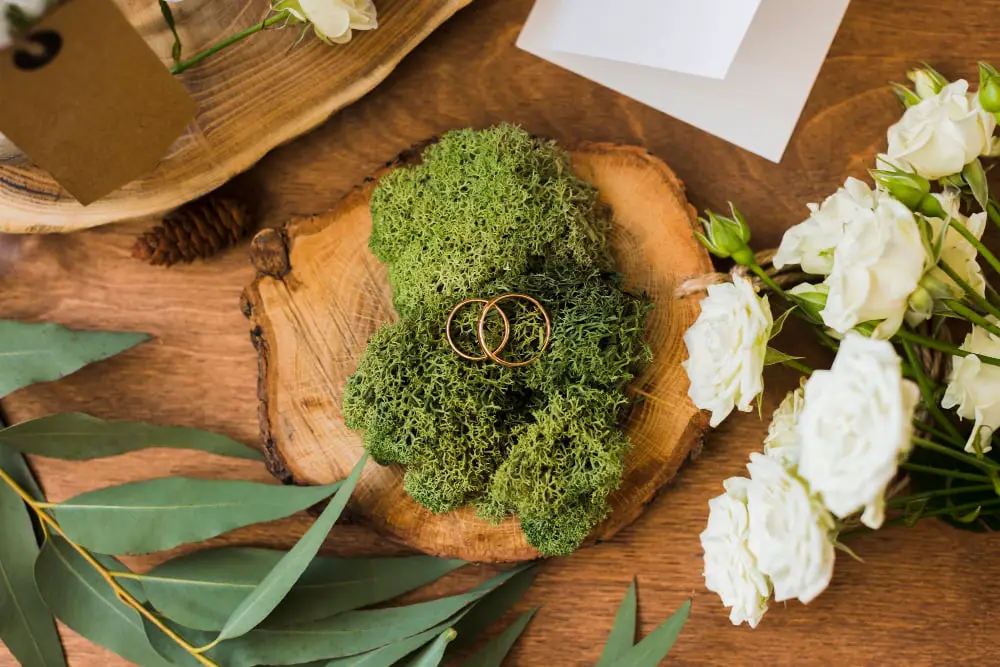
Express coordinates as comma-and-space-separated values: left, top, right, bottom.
0, 0, 197, 204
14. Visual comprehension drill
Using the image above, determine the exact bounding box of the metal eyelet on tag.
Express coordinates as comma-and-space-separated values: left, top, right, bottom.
12, 30, 63, 71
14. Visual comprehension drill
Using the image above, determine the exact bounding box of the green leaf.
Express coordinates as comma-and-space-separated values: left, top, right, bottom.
595, 580, 636, 667
0, 456, 66, 667
139, 547, 463, 632
449, 565, 538, 654
462, 608, 536, 667
0, 413, 262, 461
400, 629, 457, 667
0, 442, 45, 503
0, 320, 148, 399
182, 566, 530, 667
769, 307, 795, 340
763, 347, 804, 367
54, 478, 342, 555
34, 537, 173, 667
319, 621, 456, 667
216, 456, 368, 642
963, 159, 990, 212
610, 599, 691, 667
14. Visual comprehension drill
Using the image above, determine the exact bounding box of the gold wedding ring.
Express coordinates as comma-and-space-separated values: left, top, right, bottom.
445, 293, 552, 366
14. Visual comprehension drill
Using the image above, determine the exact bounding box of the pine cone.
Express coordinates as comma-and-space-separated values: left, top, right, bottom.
132, 196, 253, 266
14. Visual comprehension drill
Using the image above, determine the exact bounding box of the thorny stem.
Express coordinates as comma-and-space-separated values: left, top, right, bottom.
171, 11, 291, 75
0, 468, 219, 667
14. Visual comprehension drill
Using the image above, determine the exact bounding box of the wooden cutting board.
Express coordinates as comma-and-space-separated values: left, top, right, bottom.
242, 140, 712, 561
0, 0, 471, 233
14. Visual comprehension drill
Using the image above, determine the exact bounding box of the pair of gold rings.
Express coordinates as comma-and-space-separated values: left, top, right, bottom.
445, 293, 552, 367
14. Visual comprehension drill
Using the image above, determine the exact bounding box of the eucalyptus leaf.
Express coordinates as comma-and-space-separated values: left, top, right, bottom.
0, 413, 262, 461
0, 442, 45, 503
610, 599, 691, 667
216, 455, 368, 642
400, 628, 456, 667
449, 565, 538, 654
0, 457, 65, 667
0, 320, 148, 398
196, 565, 530, 667
462, 608, 536, 667
321, 617, 463, 667
54, 478, 342, 555
139, 547, 463, 631
595, 580, 635, 667
34, 537, 174, 667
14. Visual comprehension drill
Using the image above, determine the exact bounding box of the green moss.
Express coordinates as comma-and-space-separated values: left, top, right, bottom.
343, 125, 651, 556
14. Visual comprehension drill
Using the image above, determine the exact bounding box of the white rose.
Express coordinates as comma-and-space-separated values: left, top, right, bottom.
279, 0, 378, 44
942, 321, 1000, 454
0, 0, 50, 50
798, 333, 919, 529
683, 276, 773, 427
886, 80, 996, 180
820, 190, 927, 338
773, 177, 876, 275
701, 477, 771, 628
763, 386, 805, 467
745, 453, 836, 604
925, 191, 987, 301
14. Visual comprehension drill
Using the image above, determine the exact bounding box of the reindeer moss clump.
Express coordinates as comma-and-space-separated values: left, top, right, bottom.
343, 125, 651, 556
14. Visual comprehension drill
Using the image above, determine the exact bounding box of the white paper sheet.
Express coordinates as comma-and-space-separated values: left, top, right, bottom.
517, 0, 851, 162
540, 0, 762, 80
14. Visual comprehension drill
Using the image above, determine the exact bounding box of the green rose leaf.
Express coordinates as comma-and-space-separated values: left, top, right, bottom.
53, 478, 342, 555
0, 413, 262, 461
0, 320, 147, 399
34, 537, 173, 667
0, 450, 65, 667
595, 580, 636, 667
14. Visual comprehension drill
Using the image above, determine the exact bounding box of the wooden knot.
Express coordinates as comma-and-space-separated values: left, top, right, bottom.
250, 228, 291, 279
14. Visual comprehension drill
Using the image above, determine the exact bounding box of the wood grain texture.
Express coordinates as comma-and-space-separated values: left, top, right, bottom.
0, 0, 472, 233
243, 142, 711, 561
4, 0, 1000, 664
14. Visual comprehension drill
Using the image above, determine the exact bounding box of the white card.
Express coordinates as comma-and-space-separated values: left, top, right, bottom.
517, 0, 850, 162
540, 0, 762, 80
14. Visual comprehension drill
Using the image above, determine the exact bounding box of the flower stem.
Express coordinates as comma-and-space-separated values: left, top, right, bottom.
944, 299, 1000, 338
900, 462, 991, 482
780, 358, 813, 375
894, 327, 1000, 368
912, 419, 965, 449
749, 263, 789, 300
987, 199, 1000, 233
901, 340, 965, 444
886, 483, 994, 508
913, 497, 1000, 519
0, 468, 219, 667
171, 11, 290, 75
948, 220, 1000, 277
912, 435, 996, 470
938, 260, 1000, 321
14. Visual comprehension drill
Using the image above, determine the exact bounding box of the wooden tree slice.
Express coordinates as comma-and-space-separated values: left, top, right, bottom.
242, 141, 712, 561
0, 0, 471, 233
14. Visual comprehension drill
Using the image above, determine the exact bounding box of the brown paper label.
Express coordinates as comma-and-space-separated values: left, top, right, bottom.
0, 0, 197, 205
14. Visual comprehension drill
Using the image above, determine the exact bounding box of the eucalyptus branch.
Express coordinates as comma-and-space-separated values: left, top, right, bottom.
0, 467, 219, 667
171, 11, 291, 75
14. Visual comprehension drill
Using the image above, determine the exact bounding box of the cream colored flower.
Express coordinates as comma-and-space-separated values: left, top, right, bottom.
276, 0, 378, 44
798, 334, 919, 529
701, 477, 771, 628
943, 321, 1000, 454
682, 276, 773, 427
886, 80, 996, 180
745, 453, 836, 604
763, 386, 805, 467
820, 190, 926, 338
924, 191, 987, 302
773, 177, 876, 275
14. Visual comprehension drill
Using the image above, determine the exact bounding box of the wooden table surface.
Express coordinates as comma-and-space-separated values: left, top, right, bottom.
3, 1, 1000, 665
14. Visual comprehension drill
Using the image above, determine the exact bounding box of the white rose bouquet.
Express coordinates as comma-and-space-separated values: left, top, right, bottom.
685, 63, 1000, 627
